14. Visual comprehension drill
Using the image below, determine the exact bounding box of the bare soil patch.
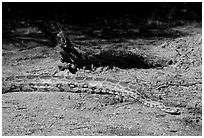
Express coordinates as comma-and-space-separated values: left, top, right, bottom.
2, 23, 202, 136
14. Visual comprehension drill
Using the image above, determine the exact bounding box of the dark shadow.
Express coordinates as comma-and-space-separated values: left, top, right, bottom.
80, 22, 189, 41
2, 3, 201, 50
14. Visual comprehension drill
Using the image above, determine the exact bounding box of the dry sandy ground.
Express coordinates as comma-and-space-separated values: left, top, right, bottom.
2, 23, 202, 136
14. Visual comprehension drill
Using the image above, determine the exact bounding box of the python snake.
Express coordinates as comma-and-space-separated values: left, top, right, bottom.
2, 73, 180, 115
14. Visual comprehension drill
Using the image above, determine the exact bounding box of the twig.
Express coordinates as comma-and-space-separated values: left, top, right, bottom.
70, 126, 90, 130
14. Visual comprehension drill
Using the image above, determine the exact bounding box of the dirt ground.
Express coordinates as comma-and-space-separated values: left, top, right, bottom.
2, 22, 202, 136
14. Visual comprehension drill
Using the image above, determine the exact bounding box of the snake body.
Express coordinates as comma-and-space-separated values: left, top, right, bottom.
2, 74, 180, 115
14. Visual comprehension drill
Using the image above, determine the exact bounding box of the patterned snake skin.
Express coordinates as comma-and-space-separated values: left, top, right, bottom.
2, 74, 180, 115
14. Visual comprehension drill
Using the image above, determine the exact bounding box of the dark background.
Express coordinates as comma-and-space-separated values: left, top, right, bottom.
2, 2, 202, 48
3, 2, 202, 24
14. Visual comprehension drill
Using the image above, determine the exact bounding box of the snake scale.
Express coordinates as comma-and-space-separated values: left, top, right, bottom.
2, 73, 180, 115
